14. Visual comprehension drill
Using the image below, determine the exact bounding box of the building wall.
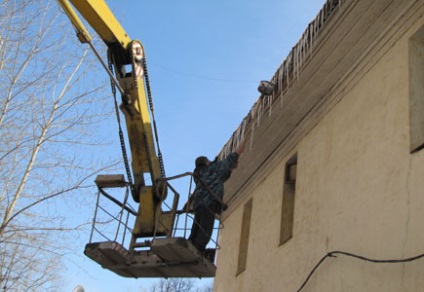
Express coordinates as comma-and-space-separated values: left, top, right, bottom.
214, 5, 424, 292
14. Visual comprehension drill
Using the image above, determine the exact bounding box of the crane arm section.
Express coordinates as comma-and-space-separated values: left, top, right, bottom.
57, 0, 169, 237
57, 0, 130, 48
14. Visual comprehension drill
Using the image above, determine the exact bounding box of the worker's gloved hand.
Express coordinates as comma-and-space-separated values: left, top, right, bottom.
222, 203, 228, 211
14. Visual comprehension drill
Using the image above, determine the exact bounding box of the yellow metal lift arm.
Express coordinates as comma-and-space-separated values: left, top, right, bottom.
57, 0, 217, 278
57, 0, 167, 237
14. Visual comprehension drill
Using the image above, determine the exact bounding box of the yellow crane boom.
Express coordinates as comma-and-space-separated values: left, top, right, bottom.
57, 0, 217, 278
57, 0, 167, 237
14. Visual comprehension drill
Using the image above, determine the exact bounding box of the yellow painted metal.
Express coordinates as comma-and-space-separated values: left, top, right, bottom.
132, 184, 174, 236
119, 73, 160, 178
56, 0, 93, 43
58, 0, 171, 237
133, 186, 155, 236
67, 0, 131, 49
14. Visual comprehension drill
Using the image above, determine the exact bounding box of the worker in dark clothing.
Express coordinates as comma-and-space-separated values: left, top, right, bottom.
189, 143, 245, 253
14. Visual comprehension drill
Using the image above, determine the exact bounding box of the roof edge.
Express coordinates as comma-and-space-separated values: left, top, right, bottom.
218, 0, 343, 160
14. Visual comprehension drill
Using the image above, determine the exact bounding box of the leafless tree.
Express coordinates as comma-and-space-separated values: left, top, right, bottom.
150, 278, 195, 292
0, 0, 114, 290
149, 278, 213, 292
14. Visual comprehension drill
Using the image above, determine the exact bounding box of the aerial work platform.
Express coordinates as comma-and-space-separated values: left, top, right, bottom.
56, 0, 224, 280
83, 173, 222, 279
84, 237, 216, 278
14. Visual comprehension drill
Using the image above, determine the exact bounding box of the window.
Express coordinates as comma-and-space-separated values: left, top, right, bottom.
409, 27, 424, 153
279, 154, 297, 245
236, 198, 253, 275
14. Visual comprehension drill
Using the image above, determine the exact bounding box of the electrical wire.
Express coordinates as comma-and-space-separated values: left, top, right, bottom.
297, 250, 424, 292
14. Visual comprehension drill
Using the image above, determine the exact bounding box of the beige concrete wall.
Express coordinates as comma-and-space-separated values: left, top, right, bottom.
214, 11, 424, 292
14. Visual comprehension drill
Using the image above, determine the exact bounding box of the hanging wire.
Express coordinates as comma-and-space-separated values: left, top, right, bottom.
107, 51, 137, 201
142, 56, 166, 181
297, 250, 424, 292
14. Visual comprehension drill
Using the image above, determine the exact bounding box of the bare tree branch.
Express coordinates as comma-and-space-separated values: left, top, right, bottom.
0, 1, 117, 290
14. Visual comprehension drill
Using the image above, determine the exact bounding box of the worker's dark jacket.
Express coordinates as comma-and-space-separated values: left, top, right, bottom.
193, 152, 239, 212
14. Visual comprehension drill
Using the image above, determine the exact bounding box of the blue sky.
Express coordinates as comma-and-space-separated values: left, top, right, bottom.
64, 0, 326, 291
